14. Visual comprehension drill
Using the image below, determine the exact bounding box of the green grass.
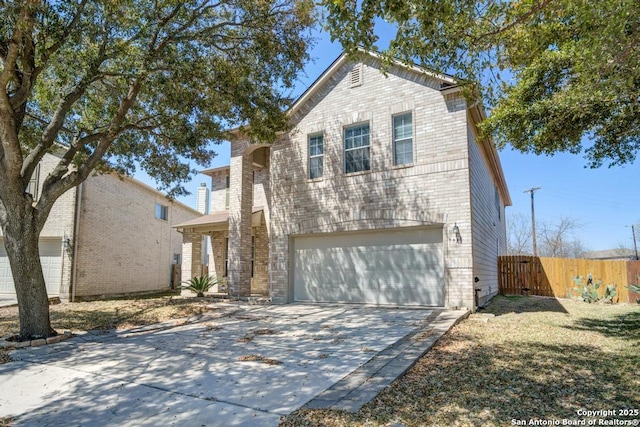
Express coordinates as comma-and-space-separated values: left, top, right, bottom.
280, 296, 640, 427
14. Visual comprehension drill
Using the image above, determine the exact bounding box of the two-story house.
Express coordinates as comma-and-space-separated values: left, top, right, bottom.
175, 51, 512, 310
0, 152, 202, 301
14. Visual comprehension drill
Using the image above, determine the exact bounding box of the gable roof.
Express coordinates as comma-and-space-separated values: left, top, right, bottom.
289, 50, 458, 119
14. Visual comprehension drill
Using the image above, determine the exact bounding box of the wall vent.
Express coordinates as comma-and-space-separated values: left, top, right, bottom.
350, 64, 363, 88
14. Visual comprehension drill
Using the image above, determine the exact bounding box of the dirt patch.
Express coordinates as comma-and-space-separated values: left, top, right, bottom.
237, 328, 280, 343
238, 354, 283, 365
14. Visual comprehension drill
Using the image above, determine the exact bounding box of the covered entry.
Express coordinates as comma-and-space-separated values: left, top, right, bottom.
0, 238, 62, 296
292, 227, 444, 306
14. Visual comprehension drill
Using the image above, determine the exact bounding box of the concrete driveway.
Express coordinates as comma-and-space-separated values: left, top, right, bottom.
0, 295, 17, 307
0, 303, 466, 426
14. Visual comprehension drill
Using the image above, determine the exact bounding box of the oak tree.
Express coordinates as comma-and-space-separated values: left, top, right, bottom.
0, 0, 313, 340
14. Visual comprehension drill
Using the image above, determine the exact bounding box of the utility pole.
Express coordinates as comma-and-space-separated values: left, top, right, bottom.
524, 187, 541, 256
629, 224, 639, 260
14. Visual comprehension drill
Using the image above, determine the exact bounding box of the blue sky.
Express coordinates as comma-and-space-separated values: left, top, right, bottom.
138, 26, 640, 252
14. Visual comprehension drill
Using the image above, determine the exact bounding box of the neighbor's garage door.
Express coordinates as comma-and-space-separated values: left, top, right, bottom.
0, 238, 62, 296
293, 227, 444, 306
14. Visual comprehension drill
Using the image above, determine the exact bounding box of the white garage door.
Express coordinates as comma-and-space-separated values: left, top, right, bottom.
293, 227, 444, 306
0, 238, 62, 296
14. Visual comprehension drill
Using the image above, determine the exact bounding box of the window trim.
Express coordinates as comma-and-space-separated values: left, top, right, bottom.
343, 122, 371, 174
308, 133, 324, 179
392, 112, 414, 166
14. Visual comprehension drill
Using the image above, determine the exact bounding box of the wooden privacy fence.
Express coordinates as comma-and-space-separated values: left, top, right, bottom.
499, 256, 640, 303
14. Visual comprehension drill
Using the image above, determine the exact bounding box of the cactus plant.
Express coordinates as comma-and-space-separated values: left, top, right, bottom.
572, 274, 618, 304
572, 274, 601, 303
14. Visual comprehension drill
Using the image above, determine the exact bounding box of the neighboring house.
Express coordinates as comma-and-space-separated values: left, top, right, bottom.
175, 51, 512, 310
0, 152, 201, 301
583, 248, 637, 260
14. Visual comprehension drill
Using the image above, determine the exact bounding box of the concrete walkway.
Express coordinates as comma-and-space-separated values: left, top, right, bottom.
0, 303, 467, 426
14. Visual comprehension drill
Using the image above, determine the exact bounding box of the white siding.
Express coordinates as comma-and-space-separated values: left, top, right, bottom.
468, 124, 507, 306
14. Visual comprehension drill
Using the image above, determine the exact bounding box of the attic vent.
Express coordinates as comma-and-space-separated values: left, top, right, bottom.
350, 64, 363, 88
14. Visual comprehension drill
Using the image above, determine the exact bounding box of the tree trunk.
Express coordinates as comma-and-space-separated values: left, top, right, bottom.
3, 222, 55, 341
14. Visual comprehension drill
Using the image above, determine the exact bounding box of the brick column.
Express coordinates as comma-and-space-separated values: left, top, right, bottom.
181, 230, 202, 284
228, 152, 253, 297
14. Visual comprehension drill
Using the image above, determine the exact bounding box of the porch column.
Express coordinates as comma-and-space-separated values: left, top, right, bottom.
228, 151, 253, 297
181, 230, 202, 283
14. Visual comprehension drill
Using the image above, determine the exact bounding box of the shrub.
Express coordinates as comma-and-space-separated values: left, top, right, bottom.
181, 275, 221, 297
572, 274, 617, 304
625, 278, 640, 303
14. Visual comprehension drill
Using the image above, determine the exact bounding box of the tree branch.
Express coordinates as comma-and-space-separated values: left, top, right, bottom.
36, 77, 144, 223
21, 25, 111, 190
0, 2, 37, 180
31, 0, 88, 83
472, 0, 553, 45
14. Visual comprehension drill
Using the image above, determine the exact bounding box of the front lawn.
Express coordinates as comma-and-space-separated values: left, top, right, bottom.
281, 296, 640, 427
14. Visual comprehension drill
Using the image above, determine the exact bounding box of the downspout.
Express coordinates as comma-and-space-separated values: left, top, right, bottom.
70, 182, 83, 302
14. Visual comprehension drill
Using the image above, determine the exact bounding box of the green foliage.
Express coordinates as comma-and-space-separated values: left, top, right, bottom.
601, 285, 617, 304
0, 0, 314, 339
572, 275, 601, 303
321, 0, 640, 167
572, 274, 617, 304
181, 275, 222, 298
1, 0, 315, 198
625, 276, 640, 303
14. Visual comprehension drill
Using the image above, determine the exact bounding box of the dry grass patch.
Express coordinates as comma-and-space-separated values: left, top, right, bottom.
238, 328, 280, 343
0, 296, 219, 364
238, 354, 282, 365
281, 296, 639, 427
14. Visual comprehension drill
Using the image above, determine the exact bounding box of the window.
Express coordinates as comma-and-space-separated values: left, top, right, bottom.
393, 113, 413, 165
173, 253, 181, 265
224, 238, 229, 277
224, 175, 230, 209
344, 123, 370, 173
495, 186, 501, 220
155, 203, 168, 220
308, 134, 323, 179
26, 164, 40, 200
251, 235, 255, 278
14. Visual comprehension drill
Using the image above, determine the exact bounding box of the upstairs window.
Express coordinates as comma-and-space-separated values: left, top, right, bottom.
26, 164, 40, 200
155, 203, 168, 220
224, 175, 230, 209
495, 186, 501, 220
344, 123, 370, 174
308, 134, 324, 179
393, 113, 413, 165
